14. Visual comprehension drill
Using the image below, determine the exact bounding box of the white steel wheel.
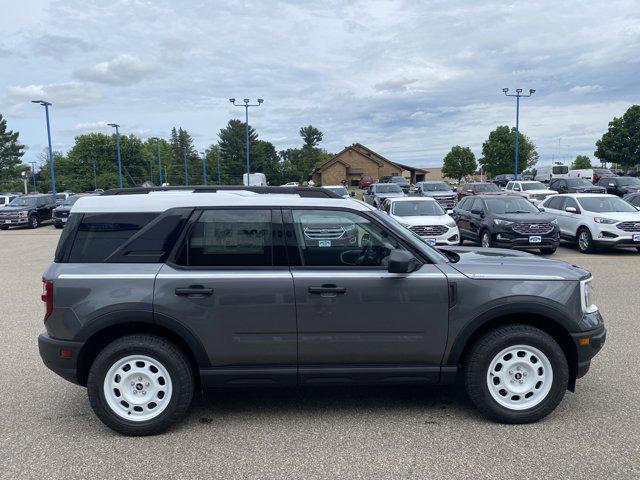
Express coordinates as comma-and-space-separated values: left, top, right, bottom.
486, 344, 553, 411
103, 355, 173, 422
481, 231, 491, 248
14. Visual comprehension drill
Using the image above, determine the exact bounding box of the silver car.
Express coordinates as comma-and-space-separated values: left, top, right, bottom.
540, 193, 640, 253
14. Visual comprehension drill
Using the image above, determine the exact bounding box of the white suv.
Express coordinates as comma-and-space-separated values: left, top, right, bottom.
505, 181, 556, 205
381, 197, 459, 245
540, 193, 640, 253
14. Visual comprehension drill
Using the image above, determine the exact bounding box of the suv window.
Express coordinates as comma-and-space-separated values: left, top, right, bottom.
564, 197, 580, 211
290, 209, 405, 267
545, 196, 564, 210
505, 182, 513, 190
176, 209, 273, 267
68, 213, 158, 262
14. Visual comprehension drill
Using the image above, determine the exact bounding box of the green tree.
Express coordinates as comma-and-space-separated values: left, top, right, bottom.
143, 138, 172, 185
0, 114, 26, 190
299, 125, 323, 148
479, 125, 538, 178
442, 146, 477, 182
572, 155, 592, 170
278, 125, 332, 184
594, 105, 640, 170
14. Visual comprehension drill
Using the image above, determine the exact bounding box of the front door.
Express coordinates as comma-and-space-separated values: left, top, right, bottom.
154, 208, 297, 386
284, 208, 449, 385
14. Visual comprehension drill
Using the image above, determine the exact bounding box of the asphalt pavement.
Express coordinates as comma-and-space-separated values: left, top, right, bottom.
0, 226, 638, 479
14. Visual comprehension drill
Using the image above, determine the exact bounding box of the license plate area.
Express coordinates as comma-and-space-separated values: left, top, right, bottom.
425, 238, 436, 246
633, 234, 640, 242
529, 235, 542, 243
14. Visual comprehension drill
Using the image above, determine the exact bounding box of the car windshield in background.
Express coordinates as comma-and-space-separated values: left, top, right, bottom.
324, 186, 348, 196
578, 196, 637, 213
552, 166, 569, 174
420, 182, 450, 191
566, 178, 593, 187
375, 184, 402, 193
390, 176, 408, 185
485, 197, 539, 214
594, 169, 612, 174
522, 182, 547, 191
617, 177, 640, 186
473, 184, 500, 192
392, 200, 445, 217
8, 196, 38, 207
62, 196, 80, 206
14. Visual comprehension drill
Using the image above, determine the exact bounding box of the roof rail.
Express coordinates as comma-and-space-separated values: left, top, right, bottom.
100, 185, 343, 199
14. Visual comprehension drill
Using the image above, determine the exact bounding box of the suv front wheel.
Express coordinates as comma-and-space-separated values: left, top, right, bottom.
464, 324, 568, 423
87, 334, 194, 436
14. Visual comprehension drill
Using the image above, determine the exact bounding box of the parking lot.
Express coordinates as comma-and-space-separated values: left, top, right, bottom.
1, 225, 638, 480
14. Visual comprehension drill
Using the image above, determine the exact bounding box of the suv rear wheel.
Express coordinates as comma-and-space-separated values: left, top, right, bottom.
87, 334, 194, 436
28, 215, 39, 229
464, 324, 568, 423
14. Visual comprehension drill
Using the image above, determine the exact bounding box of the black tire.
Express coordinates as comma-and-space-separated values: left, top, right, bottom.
459, 236, 465, 245
577, 227, 595, 254
540, 246, 557, 255
87, 334, 194, 436
28, 215, 39, 229
480, 229, 492, 248
464, 324, 569, 424
0, 225, 8, 230
54, 224, 63, 229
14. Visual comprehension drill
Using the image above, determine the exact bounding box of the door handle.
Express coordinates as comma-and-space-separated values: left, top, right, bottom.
308, 285, 347, 295
175, 286, 214, 296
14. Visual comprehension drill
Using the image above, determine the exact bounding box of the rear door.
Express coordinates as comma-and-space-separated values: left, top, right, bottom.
467, 198, 484, 240
284, 207, 449, 384
153, 208, 297, 386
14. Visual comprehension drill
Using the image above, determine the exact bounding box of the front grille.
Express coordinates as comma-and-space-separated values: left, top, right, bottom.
581, 188, 604, 193
617, 221, 640, 232
0, 212, 20, 220
434, 196, 456, 208
409, 225, 449, 236
512, 223, 555, 235
304, 226, 348, 240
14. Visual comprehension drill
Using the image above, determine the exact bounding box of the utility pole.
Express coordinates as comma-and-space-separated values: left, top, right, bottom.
502, 88, 535, 180
31, 100, 56, 201
108, 123, 123, 188
229, 98, 264, 185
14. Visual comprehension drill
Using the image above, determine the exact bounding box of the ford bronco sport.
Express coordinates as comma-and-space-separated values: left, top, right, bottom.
38, 187, 605, 435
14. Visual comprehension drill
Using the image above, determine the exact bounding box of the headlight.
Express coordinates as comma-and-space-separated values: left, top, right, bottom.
593, 217, 617, 224
580, 278, 598, 313
492, 218, 513, 226
550, 218, 558, 225
18, 210, 29, 217
445, 220, 457, 228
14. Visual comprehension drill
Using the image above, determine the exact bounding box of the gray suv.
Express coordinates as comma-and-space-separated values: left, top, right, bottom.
38, 187, 606, 435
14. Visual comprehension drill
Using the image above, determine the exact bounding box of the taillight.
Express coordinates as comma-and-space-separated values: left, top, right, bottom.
41, 280, 53, 322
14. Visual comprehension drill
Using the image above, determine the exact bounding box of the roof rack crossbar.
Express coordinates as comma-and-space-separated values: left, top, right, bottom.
100, 185, 343, 199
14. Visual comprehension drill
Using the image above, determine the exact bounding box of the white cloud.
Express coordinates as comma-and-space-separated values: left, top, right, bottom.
570, 85, 604, 94
75, 54, 157, 86
5, 82, 102, 108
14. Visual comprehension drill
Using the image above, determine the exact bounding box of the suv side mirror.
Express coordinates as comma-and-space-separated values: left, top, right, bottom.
387, 249, 418, 274
565, 207, 578, 214
350, 191, 355, 197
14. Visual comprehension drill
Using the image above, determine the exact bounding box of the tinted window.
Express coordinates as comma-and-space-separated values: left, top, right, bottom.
392, 200, 444, 216
177, 209, 273, 267
564, 197, 579, 211
618, 177, 640, 186
68, 213, 158, 262
521, 182, 547, 191
565, 178, 591, 187
473, 183, 500, 193
485, 197, 539, 214
552, 166, 569, 174
374, 184, 402, 193
457, 197, 471, 210
9, 196, 38, 207
291, 209, 405, 267
418, 182, 449, 191
545, 196, 564, 210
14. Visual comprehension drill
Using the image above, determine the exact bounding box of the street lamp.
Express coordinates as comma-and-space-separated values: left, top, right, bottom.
183, 146, 189, 186
200, 151, 208, 186
108, 123, 123, 188
30, 162, 37, 191
502, 88, 535, 180
31, 100, 56, 201
229, 97, 264, 185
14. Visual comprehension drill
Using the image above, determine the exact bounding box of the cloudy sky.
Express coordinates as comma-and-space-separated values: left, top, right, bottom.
2, 0, 639, 169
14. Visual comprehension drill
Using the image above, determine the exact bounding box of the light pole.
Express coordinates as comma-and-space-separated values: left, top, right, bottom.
30, 162, 37, 191
229, 97, 263, 185
200, 151, 208, 186
108, 123, 123, 188
183, 146, 189, 186
502, 88, 535, 180
92, 159, 98, 190
31, 100, 56, 201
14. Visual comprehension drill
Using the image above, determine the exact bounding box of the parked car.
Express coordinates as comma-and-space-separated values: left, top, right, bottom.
456, 182, 502, 200
610, 168, 624, 176
414, 181, 457, 211
596, 176, 640, 197
0, 194, 56, 229
281, 182, 300, 187
540, 194, 640, 253
548, 178, 606, 194
492, 174, 515, 188
452, 195, 560, 253
362, 183, 405, 208
0, 193, 19, 208
38, 187, 605, 435
388, 175, 410, 194
358, 176, 375, 189
52, 194, 99, 228
321, 185, 352, 198
534, 164, 569, 183
504, 181, 557, 205
381, 197, 460, 245
379, 175, 392, 183
55, 191, 75, 205
568, 168, 614, 184
623, 192, 640, 208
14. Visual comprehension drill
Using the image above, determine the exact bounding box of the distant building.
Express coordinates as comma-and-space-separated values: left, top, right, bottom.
311, 143, 427, 186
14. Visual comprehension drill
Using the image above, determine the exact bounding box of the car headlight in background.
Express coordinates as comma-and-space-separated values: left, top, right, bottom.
580, 278, 598, 313
493, 218, 513, 226
593, 217, 617, 224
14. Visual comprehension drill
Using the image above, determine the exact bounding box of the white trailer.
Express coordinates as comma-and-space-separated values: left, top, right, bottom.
243, 173, 268, 186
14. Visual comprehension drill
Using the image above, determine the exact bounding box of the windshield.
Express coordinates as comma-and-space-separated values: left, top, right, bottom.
392, 200, 445, 217
565, 178, 593, 187
594, 169, 612, 174
420, 182, 450, 191
62, 196, 81, 206
552, 166, 569, 174
578, 196, 637, 213
390, 176, 408, 185
8, 196, 38, 207
324, 186, 348, 196
375, 184, 402, 193
472, 184, 500, 193
521, 182, 547, 191
485, 197, 540, 214
617, 177, 640, 186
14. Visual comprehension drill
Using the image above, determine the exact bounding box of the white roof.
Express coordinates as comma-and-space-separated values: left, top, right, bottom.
71, 191, 368, 213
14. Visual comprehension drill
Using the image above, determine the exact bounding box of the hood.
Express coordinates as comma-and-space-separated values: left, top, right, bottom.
492, 213, 556, 223
522, 189, 556, 195
587, 211, 640, 222
376, 192, 405, 198
392, 214, 454, 226
438, 246, 588, 281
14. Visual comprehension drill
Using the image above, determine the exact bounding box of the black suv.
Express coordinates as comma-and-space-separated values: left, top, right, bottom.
0, 194, 57, 229
452, 195, 560, 254
549, 178, 605, 194
596, 176, 640, 197
492, 174, 515, 188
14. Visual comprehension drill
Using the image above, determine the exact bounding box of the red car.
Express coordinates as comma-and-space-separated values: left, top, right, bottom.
359, 176, 375, 189
456, 182, 503, 200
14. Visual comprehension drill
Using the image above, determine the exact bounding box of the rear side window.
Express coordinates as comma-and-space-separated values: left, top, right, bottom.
175, 209, 273, 267
68, 213, 158, 262
545, 197, 564, 210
